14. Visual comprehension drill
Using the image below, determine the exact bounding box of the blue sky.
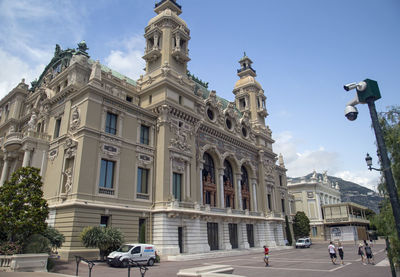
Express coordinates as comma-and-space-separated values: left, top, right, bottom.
1, 0, 399, 190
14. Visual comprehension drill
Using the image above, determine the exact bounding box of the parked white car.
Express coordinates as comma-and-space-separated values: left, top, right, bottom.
107, 243, 156, 267
295, 238, 311, 248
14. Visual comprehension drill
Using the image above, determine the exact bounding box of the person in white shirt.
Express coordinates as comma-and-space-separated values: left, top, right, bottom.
328, 241, 337, 265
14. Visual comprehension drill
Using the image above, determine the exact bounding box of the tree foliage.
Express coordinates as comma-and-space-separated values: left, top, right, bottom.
43, 226, 65, 250
80, 226, 124, 260
370, 105, 400, 267
293, 211, 310, 239
285, 215, 293, 245
0, 167, 48, 243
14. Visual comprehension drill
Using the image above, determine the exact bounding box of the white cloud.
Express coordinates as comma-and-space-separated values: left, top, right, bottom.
0, 48, 46, 97
0, 0, 89, 96
274, 131, 339, 177
334, 170, 381, 191
105, 35, 146, 80
274, 131, 381, 190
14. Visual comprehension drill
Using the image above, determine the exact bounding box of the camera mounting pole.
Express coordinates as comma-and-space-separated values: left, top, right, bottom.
343, 79, 400, 245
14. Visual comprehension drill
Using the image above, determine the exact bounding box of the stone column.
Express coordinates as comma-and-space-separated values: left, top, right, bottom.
22, 146, 33, 167
252, 180, 257, 212
236, 175, 242, 210
0, 154, 9, 186
185, 162, 190, 198
316, 193, 322, 220
199, 164, 203, 204
218, 168, 224, 208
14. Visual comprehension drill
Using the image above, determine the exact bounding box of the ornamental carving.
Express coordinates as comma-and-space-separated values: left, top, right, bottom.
170, 123, 191, 152
100, 135, 122, 146
69, 107, 80, 131
48, 148, 58, 161
101, 144, 120, 157
62, 168, 73, 194
263, 159, 274, 178
136, 153, 153, 167
172, 158, 185, 173
224, 102, 236, 119
64, 137, 78, 158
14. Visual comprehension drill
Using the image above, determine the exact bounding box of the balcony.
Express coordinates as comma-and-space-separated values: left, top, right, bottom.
156, 200, 271, 220
24, 130, 51, 141
3, 132, 23, 150
142, 47, 161, 63
324, 215, 369, 225
171, 47, 190, 64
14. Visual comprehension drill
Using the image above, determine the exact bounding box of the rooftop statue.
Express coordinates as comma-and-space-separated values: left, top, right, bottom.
77, 40, 89, 53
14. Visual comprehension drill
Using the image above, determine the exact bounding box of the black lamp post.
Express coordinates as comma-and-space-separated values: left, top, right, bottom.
343, 79, 400, 243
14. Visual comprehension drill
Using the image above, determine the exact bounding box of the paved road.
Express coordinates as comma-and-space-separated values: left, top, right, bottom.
49, 242, 391, 277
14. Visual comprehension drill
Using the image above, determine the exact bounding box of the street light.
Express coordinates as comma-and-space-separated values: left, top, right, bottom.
365, 153, 382, 171
343, 79, 400, 243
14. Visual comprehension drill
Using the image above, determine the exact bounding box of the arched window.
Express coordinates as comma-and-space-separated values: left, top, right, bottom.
241, 166, 249, 189
241, 166, 250, 210
223, 160, 235, 209
223, 160, 233, 187
203, 152, 215, 183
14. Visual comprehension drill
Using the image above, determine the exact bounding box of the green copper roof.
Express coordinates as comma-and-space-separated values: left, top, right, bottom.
88, 59, 137, 86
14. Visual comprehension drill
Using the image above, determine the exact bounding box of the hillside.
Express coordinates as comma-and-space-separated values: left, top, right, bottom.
289, 172, 383, 214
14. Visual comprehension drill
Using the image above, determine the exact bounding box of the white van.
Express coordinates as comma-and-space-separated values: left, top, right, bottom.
107, 243, 156, 267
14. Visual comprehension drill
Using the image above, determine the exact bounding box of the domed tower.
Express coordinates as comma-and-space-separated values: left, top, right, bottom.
233, 53, 268, 128
142, 0, 190, 76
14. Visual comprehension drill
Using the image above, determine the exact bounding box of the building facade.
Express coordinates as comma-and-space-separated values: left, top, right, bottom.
288, 171, 341, 240
0, 0, 292, 260
323, 202, 370, 241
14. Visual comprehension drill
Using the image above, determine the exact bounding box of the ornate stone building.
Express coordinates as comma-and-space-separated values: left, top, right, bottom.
287, 171, 341, 240
0, 0, 291, 259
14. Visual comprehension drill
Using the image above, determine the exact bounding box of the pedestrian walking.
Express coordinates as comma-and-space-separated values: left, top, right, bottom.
328, 241, 337, 265
358, 242, 366, 264
337, 242, 344, 265
263, 245, 269, 267
364, 243, 375, 265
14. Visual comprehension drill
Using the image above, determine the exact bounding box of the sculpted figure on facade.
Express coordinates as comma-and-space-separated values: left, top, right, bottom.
70, 107, 80, 131
27, 112, 37, 131
62, 168, 73, 194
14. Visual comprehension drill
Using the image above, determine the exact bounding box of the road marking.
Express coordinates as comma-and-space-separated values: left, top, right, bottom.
329, 262, 352, 271
210, 264, 335, 272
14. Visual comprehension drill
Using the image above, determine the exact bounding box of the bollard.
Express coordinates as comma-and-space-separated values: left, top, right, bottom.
87, 261, 95, 277
75, 256, 82, 276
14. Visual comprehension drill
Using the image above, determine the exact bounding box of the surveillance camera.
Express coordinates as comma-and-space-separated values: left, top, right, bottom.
344, 105, 358, 121
344, 81, 367, 92
343, 82, 358, 91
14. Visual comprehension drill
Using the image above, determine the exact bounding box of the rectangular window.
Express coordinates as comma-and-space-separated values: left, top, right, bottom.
281, 199, 285, 213
312, 226, 318, 237
267, 194, 272, 210
140, 125, 150, 145
105, 112, 117, 135
99, 159, 115, 188
173, 173, 182, 201
137, 167, 149, 194
100, 216, 109, 227
54, 118, 61, 138
279, 175, 283, 186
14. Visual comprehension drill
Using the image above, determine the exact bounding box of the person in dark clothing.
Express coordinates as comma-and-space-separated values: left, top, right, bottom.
364, 243, 375, 265
337, 242, 344, 265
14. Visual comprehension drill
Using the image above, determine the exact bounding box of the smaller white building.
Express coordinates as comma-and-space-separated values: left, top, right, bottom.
287, 171, 341, 240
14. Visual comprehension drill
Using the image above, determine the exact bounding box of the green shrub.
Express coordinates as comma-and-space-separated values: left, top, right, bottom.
43, 226, 65, 250
80, 226, 124, 260
23, 234, 51, 254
